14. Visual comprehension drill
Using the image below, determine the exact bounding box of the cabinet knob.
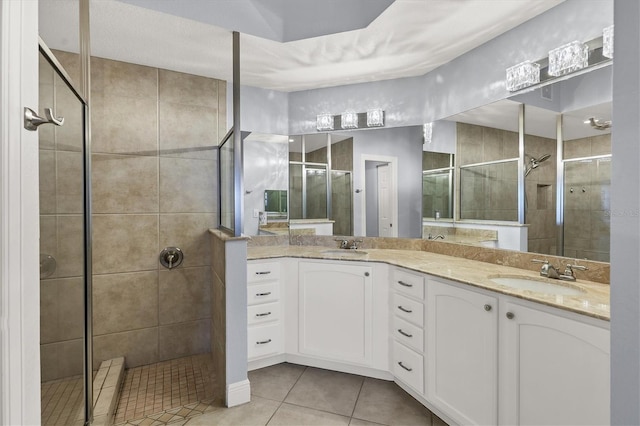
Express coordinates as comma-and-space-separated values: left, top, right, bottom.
365, 272, 370, 277
506, 312, 515, 319
484, 304, 492, 312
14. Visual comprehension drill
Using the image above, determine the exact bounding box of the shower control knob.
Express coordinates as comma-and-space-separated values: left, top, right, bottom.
160, 247, 183, 270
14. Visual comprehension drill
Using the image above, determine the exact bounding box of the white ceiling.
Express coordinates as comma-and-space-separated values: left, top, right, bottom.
39, 0, 564, 92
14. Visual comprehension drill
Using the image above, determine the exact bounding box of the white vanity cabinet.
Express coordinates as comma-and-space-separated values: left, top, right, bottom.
297, 260, 378, 367
390, 267, 426, 395
499, 301, 610, 426
247, 260, 284, 363
426, 279, 498, 426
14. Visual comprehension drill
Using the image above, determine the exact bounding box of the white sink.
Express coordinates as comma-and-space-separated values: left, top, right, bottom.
321, 249, 368, 256
489, 276, 585, 296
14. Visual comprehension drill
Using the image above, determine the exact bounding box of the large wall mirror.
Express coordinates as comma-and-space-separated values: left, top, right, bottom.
243, 132, 289, 236
286, 126, 424, 238
425, 65, 612, 260
243, 55, 611, 263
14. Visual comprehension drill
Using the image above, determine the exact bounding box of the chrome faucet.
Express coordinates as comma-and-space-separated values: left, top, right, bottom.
532, 259, 588, 281
532, 259, 560, 279
560, 263, 589, 281
349, 239, 364, 249
334, 238, 349, 249
427, 233, 445, 240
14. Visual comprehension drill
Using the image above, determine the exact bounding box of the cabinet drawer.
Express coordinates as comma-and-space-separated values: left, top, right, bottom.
248, 262, 281, 282
247, 282, 280, 305
392, 340, 424, 394
248, 323, 283, 360
392, 268, 424, 300
393, 293, 424, 327
393, 316, 424, 352
248, 302, 281, 326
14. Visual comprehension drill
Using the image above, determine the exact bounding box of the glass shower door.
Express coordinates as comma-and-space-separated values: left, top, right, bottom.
563, 157, 611, 261
39, 50, 87, 426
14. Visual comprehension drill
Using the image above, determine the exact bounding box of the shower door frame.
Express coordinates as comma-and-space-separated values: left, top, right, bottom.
0, 1, 40, 424
38, 40, 93, 424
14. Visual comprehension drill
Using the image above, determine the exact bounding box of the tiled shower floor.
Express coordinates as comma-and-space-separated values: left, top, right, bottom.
113, 353, 217, 425
41, 375, 84, 426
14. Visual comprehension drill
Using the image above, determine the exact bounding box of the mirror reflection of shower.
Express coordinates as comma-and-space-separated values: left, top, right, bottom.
525, 153, 551, 177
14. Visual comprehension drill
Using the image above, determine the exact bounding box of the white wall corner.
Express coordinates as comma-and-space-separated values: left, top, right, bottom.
226, 379, 251, 408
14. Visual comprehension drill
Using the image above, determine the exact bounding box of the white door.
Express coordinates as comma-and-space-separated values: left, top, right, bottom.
499, 302, 610, 425
427, 280, 498, 425
377, 163, 392, 237
0, 1, 41, 424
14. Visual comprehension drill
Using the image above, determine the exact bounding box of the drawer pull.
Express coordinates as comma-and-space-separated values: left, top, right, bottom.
398, 280, 413, 288
256, 292, 272, 297
256, 312, 272, 317
255, 271, 271, 275
256, 339, 272, 345
398, 361, 412, 372
397, 306, 413, 313
397, 329, 413, 338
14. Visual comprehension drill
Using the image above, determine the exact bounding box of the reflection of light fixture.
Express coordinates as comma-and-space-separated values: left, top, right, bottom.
288, 138, 295, 143
316, 114, 334, 131
506, 61, 540, 92
423, 122, 433, 144
367, 109, 385, 127
341, 111, 359, 129
584, 117, 612, 130
548, 41, 589, 76
603, 25, 614, 59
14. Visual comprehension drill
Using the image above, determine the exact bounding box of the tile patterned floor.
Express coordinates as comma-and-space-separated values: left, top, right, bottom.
114, 360, 449, 426
188, 363, 448, 426
41, 375, 85, 426
113, 354, 216, 425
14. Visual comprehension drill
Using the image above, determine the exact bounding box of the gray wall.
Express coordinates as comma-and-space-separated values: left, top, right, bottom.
228, 83, 289, 135
426, 120, 457, 154
352, 126, 424, 238
611, 1, 640, 424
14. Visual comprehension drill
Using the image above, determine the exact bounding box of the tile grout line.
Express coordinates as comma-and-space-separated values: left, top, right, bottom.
349, 376, 366, 423
263, 365, 308, 425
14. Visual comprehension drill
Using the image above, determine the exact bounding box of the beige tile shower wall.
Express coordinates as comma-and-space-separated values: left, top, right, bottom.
54, 51, 225, 369
563, 135, 612, 262
457, 123, 519, 221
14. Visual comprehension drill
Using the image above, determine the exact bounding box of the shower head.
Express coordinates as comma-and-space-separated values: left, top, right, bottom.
525, 153, 551, 177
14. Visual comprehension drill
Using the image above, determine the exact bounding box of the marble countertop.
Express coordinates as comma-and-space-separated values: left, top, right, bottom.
247, 245, 611, 321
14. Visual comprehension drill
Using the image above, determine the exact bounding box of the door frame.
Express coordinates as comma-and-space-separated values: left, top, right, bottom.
0, 0, 41, 424
360, 154, 398, 237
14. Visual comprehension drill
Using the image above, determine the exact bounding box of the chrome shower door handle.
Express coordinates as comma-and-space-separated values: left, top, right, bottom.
24, 107, 64, 131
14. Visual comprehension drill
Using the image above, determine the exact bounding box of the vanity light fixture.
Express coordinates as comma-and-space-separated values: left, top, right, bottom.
603, 25, 614, 59
423, 122, 433, 144
316, 113, 334, 131
341, 111, 359, 129
506, 60, 540, 92
366, 108, 385, 127
548, 41, 589, 77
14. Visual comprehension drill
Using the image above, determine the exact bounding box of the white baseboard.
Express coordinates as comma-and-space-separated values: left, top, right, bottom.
226, 379, 251, 407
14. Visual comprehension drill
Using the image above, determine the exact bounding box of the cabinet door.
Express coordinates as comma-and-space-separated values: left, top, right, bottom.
427, 280, 498, 425
298, 261, 373, 366
500, 302, 610, 426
